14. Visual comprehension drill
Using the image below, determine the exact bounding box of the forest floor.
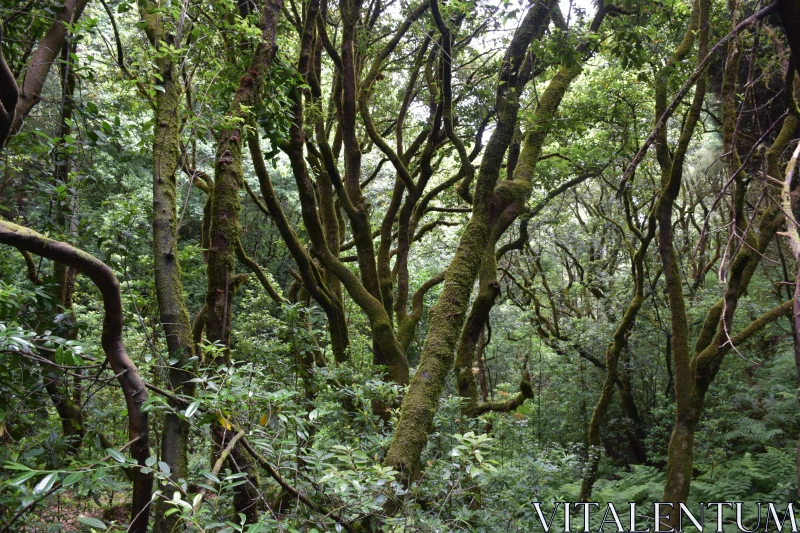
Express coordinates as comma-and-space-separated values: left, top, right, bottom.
19, 491, 129, 532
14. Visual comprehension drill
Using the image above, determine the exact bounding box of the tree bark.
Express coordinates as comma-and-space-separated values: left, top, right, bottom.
385, 38, 589, 479
11, 0, 89, 135
136, 2, 198, 528
0, 22, 17, 147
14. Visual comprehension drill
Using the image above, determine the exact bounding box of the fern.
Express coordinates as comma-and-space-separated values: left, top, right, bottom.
725, 417, 783, 444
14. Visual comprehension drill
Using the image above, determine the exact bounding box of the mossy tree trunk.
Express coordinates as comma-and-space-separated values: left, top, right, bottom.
202, 0, 283, 522
385, 0, 602, 478
454, 247, 501, 417
137, 2, 198, 529
452, 0, 612, 425
654, 0, 708, 508
655, 0, 795, 510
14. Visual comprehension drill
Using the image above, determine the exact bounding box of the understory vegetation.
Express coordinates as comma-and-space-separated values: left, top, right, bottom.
1, 0, 800, 530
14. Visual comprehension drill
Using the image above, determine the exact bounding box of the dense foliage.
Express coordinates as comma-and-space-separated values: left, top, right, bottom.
1, 0, 800, 530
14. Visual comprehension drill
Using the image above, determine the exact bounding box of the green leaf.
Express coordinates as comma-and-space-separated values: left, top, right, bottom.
10, 471, 38, 486
4, 462, 33, 471
78, 516, 107, 529
184, 400, 200, 418
203, 471, 221, 484
63, 471, 84, 486
54, 347, 66, 365
34, 473, 57, 494
106, 448, 126, 463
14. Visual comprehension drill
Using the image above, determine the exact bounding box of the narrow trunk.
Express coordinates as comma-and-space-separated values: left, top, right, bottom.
136, 2, 198, 528
149, 32, 196, 533
654, 0, 707, 508
40, 40, 85, 453
778, 113, 800, 499
580, 200, 655, 500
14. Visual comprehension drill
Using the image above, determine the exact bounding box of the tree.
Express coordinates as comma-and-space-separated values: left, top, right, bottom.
1, 0, 799, 529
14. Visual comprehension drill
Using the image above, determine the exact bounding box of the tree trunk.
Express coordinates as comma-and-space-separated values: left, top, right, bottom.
203, 0, 283, 521
386, 50, 587, 478
11, 0, 89, 135
150, 26, 197, 533
454, 248, 500, 416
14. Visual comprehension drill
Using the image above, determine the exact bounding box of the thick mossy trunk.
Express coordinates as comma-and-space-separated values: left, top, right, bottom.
385, 213, 490, 478
137, 2, 198, 529
454, 248, 500, 416
385, 56, 583, 479
205, 129, 245, 365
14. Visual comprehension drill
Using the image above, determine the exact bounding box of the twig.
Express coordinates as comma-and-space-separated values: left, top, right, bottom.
192, 430, 245, 513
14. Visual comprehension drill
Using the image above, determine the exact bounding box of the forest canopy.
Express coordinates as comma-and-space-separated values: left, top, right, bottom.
1, 0, 800, 530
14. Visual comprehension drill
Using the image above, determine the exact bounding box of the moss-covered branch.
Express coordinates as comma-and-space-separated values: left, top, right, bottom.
471, 372, 533, 416
235, 239, 285, 304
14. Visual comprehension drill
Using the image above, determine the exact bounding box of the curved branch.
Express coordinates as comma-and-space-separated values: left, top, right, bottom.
472, 371, 533, 415
0, 221, 153, 533
235, 239, 285, 304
